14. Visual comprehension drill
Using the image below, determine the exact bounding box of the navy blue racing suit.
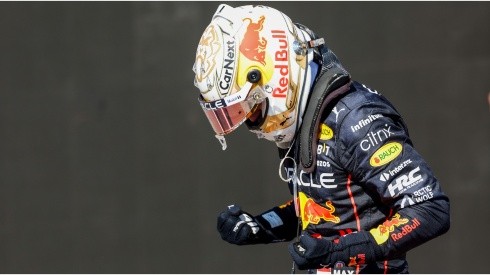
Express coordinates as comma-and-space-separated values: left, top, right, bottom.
255, 81, 450, 273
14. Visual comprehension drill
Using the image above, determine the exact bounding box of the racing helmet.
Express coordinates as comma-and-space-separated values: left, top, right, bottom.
193, 4, 322, 149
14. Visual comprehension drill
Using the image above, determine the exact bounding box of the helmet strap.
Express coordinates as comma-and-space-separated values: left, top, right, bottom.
215, 134, 227, 151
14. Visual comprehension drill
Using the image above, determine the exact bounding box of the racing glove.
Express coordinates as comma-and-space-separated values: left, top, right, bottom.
217, 205, 276, 245
288, 231, 384, 270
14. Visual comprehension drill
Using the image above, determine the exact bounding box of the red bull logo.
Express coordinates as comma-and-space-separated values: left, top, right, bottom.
369, 213, 409, 244
299, 192, 340, 229
239, 16, 267, 65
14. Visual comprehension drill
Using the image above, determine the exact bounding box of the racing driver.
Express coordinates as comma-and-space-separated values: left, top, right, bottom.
192, 4, 450, 273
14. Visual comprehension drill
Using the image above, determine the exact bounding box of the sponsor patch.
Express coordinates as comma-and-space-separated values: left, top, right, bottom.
380, 159, 412, 181
391, 218, 421, 242
319, 124, 334, 140
388, 166, 424, 197
370, 142, 402, 167
359, 124, 394, 151
351, 114, 383, 133
261, 211, 283, 228
369, 213, 409, 245
299, 192, 339, 230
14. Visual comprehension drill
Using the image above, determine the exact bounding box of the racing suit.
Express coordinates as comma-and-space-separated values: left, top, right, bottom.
254, 81, 450, 273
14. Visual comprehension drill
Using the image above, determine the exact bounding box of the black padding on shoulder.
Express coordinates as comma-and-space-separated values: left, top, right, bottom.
298, 46, 351, 173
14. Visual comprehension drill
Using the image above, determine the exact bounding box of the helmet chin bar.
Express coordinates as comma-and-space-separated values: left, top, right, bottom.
245, 98, 269, 131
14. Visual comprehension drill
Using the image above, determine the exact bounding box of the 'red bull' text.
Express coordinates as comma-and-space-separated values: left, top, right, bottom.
391, 218, 421, 242
271, 30, 289, 98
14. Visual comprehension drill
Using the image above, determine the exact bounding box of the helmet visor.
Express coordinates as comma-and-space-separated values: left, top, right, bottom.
198, 82, 267, 135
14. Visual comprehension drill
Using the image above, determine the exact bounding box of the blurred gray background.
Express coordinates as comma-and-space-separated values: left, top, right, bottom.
0, 1, 489, 273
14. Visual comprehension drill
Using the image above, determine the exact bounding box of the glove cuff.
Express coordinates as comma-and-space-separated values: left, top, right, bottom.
254, 202, 299, 242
